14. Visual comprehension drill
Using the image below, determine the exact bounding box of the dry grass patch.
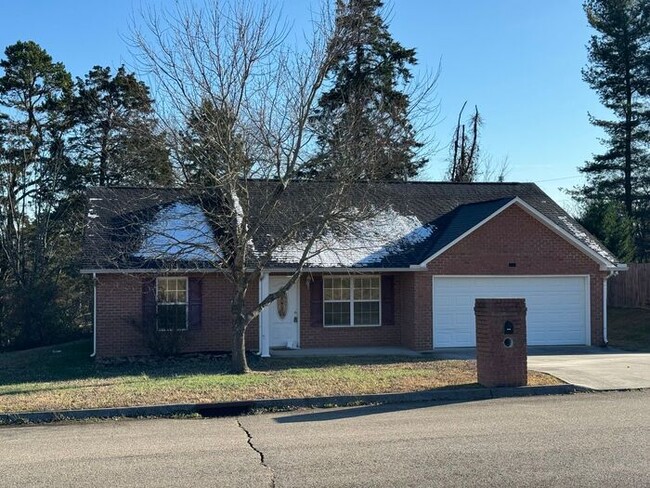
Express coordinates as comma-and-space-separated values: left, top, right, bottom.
0, 340, 561, 413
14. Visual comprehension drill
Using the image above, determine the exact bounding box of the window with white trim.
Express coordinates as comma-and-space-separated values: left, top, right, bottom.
156, 277, 188, 331
323, 276, 381, 326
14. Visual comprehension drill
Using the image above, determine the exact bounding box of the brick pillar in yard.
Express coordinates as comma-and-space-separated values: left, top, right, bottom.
475, 298, 527, 387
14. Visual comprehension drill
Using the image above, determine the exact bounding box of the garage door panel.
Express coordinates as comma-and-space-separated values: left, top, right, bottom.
433, 277, 588, 347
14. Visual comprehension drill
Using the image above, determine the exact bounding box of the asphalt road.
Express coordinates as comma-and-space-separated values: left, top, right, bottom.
1, 391, 648, 487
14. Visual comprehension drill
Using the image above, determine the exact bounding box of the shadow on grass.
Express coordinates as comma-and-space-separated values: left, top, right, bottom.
0, 339, 462, 389
252, 354, 452, 372
0, 340, 231, 388
607, 307, 650, 353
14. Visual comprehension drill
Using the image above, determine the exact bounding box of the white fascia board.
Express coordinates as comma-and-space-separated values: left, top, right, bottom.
276, 267, 421, 274
81, 266, 421, 275
418, 197, 621, 270
80, 268, 227, 275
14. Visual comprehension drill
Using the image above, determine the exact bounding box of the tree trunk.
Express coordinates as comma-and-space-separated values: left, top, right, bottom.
623, 27, 633, 217
231, 320, 249, 374
230, 284, 251, 374
99, 130, 109, 187
624, 84, 633, 217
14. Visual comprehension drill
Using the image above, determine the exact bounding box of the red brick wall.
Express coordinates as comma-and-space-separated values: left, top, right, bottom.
399, 272, 434, 350
295, 204, 606, 351
95, 273, 259, 358
96, 204, 608, 355
298, 274, 402, 348
409, 204, 607, 349
475, 299, 528, 387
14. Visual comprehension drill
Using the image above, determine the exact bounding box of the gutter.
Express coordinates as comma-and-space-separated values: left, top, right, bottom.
91, 273, 97, 358
80, 266, 426, 275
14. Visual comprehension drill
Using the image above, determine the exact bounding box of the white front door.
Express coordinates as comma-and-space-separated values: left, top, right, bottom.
269, 276, 300, 348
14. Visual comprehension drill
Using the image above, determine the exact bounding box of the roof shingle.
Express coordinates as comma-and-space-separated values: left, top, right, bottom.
82, 181, 620, 271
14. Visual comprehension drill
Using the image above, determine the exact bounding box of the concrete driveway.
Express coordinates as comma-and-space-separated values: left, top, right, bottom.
527, 347, 650, 390
434, 346, 650, 390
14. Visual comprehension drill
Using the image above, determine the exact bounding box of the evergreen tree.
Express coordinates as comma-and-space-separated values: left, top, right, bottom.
71, 65, 172, 187
579, 200, 636, 262
307, 0, 426, 180
0, 41, 76, 347
579, 0, 650, 260
180, 99, 250, 186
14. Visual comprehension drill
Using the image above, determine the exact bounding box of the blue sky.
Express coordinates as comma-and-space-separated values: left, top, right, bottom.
0, 0, 607, 211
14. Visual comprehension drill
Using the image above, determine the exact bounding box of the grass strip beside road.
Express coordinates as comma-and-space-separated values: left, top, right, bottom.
0, 340, 561, 414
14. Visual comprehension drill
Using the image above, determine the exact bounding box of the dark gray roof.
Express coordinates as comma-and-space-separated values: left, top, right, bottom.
82, 181, 620, 271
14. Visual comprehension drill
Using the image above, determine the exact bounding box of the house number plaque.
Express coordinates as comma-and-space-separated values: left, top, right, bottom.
276, 292, 288, 319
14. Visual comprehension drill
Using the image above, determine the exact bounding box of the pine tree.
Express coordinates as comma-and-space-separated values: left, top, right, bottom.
71, 65, 172, 187
307, 0, 426, 180
580, 0, 650, 260
579, 201, 636, 262
0, 41, 75, 347
180, 99, 250, 186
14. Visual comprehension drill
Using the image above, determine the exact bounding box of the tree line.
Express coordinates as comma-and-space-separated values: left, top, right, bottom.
0, 0, 434, 355
0, 42, 172, 349
0, 0, 647, 360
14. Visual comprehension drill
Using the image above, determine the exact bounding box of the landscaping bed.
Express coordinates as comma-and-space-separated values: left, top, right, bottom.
0, 340, 561, 414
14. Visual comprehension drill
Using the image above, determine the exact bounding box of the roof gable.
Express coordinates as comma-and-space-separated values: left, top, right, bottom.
417, 197, 623, 270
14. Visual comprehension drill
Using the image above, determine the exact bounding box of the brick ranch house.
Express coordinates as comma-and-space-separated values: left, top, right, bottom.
81, 181, 626, 358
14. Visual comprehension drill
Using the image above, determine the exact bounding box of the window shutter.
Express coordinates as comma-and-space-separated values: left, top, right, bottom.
381, 275, 395, 326
142, 278, 157, 328
310, 276, 323, 327
188, 277, 202, 329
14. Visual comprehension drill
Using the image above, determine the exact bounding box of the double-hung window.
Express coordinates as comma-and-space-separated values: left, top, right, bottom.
156, 277, 188, 331
323, 276, 381, 327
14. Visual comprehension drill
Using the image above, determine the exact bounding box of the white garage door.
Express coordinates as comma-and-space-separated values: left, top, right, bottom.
433, 276, 589, 348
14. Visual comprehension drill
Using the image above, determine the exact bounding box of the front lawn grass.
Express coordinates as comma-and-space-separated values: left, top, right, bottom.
608, 307, 650, 352
0, 340, 561, 414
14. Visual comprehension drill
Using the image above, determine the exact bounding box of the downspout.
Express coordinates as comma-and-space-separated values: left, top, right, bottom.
91, 273, 97, 358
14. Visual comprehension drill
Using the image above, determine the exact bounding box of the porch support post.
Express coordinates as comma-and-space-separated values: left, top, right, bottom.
259, 272, 271, 357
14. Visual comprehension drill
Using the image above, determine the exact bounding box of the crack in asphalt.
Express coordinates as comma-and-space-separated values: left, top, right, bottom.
237, 418, 276, 488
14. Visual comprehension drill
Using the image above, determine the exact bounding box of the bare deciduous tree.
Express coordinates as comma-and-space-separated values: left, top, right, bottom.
446, 102, 509, 183
447, 102, 480, 183
126, 0, 400, 373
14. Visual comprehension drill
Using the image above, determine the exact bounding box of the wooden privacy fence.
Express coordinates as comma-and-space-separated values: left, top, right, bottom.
608, 263, 650, 308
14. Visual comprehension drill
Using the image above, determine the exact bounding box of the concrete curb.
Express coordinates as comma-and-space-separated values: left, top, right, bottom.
0, 384, 595, 425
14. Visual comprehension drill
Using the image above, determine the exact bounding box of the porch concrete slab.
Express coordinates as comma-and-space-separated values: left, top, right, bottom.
270, 347, 422, 358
